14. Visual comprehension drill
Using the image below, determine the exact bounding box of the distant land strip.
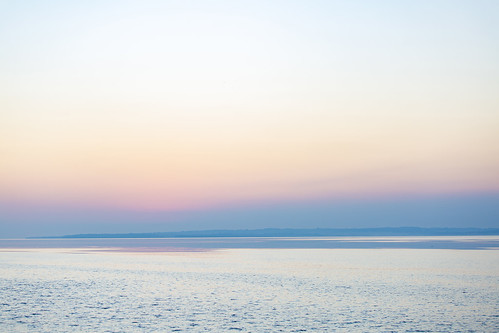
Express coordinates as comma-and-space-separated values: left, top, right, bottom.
29, 227, 499, 239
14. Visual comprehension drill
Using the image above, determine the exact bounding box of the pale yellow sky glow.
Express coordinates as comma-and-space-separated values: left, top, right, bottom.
1, 0, 498, 212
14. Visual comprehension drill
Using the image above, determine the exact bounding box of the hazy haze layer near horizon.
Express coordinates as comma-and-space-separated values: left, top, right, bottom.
1, 0, 498, 237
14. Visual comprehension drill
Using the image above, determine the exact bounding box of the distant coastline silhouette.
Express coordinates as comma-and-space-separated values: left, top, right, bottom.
32, 227, 499, 239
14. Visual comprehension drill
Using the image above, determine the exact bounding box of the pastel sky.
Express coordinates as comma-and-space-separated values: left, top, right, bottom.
1, 1, 498, 237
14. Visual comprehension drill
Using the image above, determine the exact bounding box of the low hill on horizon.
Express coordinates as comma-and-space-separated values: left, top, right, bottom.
30, 227, 499, 239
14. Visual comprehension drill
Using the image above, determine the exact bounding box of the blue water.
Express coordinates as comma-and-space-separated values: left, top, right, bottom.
1, 235, 499, 250
1, 237, 498, 332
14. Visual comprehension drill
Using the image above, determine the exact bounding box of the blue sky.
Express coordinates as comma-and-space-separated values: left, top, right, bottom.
1, 0, 498, 237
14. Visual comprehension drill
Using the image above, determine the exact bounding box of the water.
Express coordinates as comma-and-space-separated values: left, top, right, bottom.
1, 237, 498, 332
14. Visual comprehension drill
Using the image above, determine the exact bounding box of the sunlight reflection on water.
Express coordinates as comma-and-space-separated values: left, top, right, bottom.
0, 239, 498, 332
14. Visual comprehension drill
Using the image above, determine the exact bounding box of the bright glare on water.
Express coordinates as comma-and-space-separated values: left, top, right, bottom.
1, 238, 498, 332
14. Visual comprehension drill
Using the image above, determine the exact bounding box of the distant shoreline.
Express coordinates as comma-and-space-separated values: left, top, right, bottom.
29, 227, 499, 239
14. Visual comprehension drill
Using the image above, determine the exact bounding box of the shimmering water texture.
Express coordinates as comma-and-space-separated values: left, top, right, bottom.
1, 239, 498, 332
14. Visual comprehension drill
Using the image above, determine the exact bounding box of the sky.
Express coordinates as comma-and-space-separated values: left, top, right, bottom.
1, 0, 498, 237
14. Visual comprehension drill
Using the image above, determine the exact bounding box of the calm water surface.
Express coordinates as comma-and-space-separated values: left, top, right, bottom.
1, 237, 498, 332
